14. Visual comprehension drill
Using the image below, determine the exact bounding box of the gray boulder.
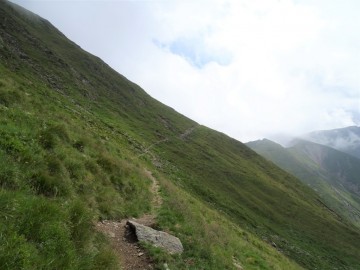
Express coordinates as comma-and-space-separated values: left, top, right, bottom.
127, 220, 183, 254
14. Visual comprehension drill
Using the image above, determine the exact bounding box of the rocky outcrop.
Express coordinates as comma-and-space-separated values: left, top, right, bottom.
127, 220, 183, 254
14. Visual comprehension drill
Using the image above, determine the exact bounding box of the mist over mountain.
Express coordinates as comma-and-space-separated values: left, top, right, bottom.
301, 126, 360, 159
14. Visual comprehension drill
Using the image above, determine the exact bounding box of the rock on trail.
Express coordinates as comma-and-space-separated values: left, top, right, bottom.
96, 169, 183, 269
127, 220, 184, 255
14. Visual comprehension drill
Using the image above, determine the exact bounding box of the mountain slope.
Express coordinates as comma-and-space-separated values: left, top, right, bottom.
1, 2, 360, 269
247, 139, 360, 227
302, 126, 360, 159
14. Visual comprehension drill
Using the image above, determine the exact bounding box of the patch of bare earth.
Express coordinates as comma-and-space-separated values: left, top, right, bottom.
144, 169, 162, 210
96, 169, 162, 270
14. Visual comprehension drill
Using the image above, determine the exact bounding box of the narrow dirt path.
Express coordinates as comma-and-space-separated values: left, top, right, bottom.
138, 125, 197, 158
179, 126, 197, 140
137, 126, 197, 170
144, 168, 162, 211
97, 127, 195, 269
96, 168, 162, 270
137, 138, 169, 158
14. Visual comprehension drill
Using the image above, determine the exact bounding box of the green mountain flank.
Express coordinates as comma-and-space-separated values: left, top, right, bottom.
247, 138, 360, 228
1, 2, 360, 269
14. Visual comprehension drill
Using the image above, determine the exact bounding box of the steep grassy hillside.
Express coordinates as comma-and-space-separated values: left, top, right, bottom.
1, 2, 360, 269
247, 139, 360, 227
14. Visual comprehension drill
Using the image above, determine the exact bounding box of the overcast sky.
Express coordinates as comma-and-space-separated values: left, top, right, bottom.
11, 0, 360, 143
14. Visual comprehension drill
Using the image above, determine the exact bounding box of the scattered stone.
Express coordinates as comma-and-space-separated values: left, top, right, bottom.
232, 256, 243, 270
138, 252, 144, 257
106, 231, 115, 238
127, 220, 183, 254
163, 263, 170, 270
271, 242, 277, 248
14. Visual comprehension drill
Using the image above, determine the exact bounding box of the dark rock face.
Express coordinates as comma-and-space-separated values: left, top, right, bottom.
127, 220, 184, 254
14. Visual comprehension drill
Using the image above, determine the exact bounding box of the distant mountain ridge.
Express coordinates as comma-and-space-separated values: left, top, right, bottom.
247, 137, 360, 228
301, 126, 360, 159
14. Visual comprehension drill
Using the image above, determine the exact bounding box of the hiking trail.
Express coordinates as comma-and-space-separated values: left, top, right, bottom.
96, 169, 162, 270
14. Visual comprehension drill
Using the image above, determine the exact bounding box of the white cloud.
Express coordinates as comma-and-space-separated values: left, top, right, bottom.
11, 0, 360, 142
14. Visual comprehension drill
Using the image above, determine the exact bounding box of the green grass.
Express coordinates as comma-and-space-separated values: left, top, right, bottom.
151, 177, 303, 270
0, 2, 360, 269
150, 127, 360, 269
0, 56, 151, 268
0, 190, 120, 270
